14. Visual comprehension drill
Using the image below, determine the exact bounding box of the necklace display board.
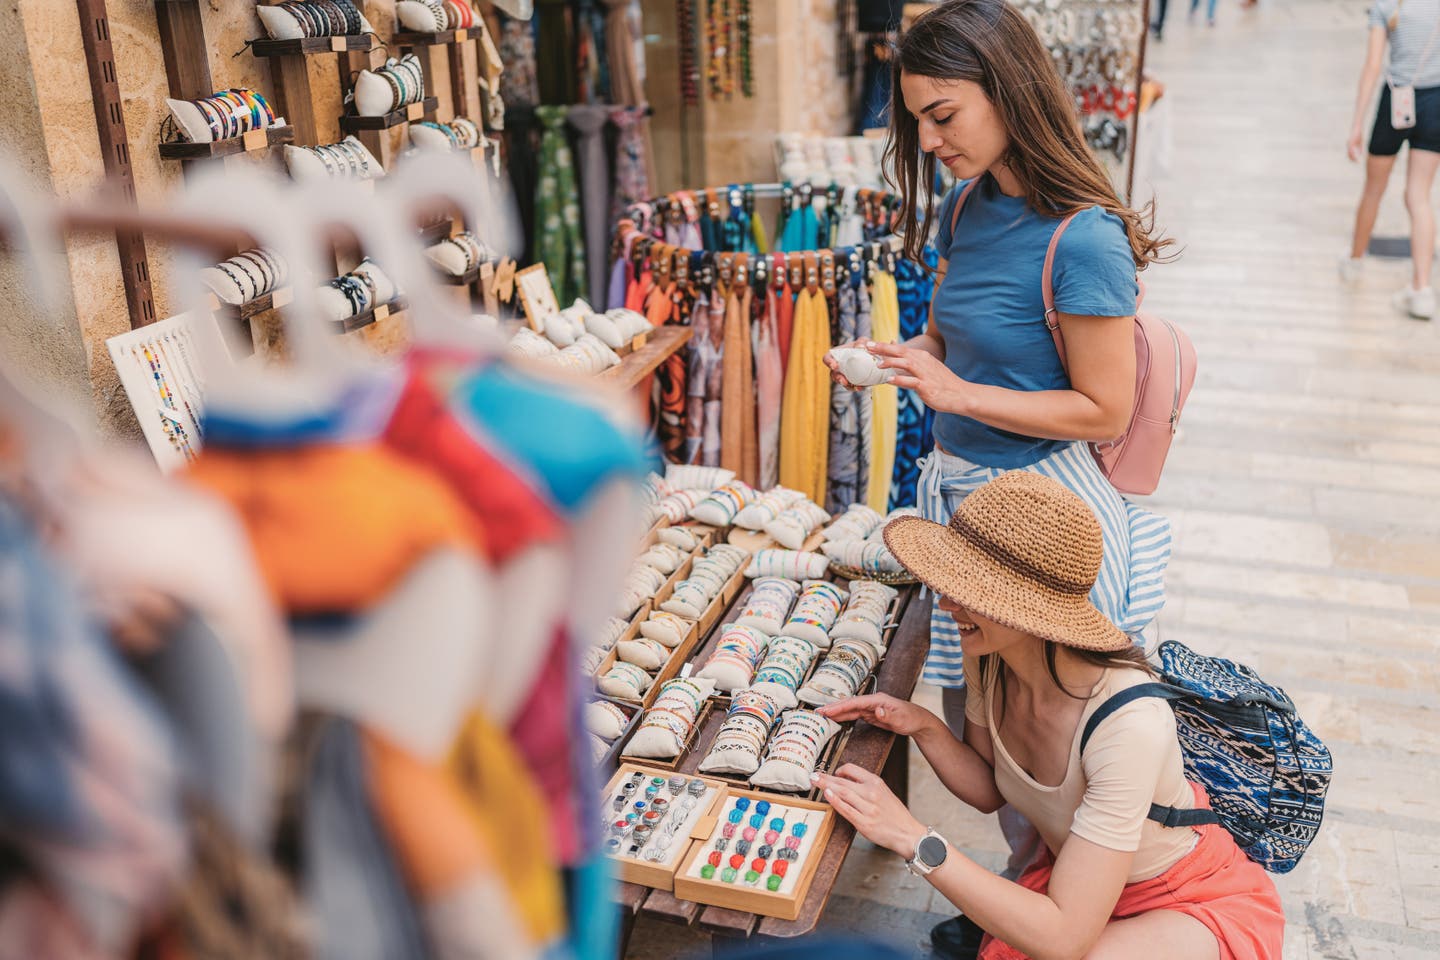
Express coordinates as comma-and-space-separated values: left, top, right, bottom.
1012, 0, 1149, 201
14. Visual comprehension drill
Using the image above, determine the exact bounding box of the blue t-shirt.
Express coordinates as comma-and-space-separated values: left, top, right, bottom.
930, 175, 1137, 469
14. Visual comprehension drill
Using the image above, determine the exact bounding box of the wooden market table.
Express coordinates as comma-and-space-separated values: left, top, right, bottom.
612, 576, 931, 954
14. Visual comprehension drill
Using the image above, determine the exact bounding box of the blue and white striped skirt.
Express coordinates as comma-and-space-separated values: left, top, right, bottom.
917, 443, 1172, 688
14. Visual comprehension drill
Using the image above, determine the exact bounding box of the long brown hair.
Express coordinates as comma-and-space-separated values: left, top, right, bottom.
884, 0, 1174, 270
981, 643, 1156, 727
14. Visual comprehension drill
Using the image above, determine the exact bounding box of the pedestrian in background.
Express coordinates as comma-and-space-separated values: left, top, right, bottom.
1343, 0, 1440, 319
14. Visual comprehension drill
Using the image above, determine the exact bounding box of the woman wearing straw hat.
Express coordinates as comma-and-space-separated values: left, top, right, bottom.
824, 4, 1174, 952
813, 473, 1283, 960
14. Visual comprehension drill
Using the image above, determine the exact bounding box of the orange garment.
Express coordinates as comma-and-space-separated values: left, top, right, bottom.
364, 716, 565, 943
979, 783, 1285, 960
185, 445, 482, 613
720, 282, 758, 485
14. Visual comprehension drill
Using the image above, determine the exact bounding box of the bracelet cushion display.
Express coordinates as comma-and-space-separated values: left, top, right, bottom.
698, 689, 782, 776
819, 538, 904, 575
828, 580, 898, 654
258, 0, 373, 39
797, 639, 881, 707
744, 549, 830, 580
616, 635, 672, 671
423, 231, 488, 277
315, 259, 396, 322
200, 248, 287, 305
822, 503, 884, 543
354, 55, 425, 116
665, 464, 736, 492
584, 700, 632, 740
656, 524, 702, 552
733, 577, 801, 635
542, 300, 592, 347
637, 541, 687, 575
638, 610, 692, 649
694, 623, 771, 692
750, 636, 820, 710
749, 710, 841, 792
166, 88, 278, 144
782, 580, 849, 648
508, 326, 560, 360
763, 500, 831, 551
732, 486, 805, 531
549, 334, 622, 375
627, 677, 717, 759
410, 117, 482, 152
655, 489, 706, 523
284, 136, 386, 182
599, 660, 653, 700
395, 0, 449, 32
689, 480, 760, 527
585, 308, 649, 349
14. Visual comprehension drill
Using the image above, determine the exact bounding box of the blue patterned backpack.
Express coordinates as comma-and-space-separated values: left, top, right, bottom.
1080, 640, 1332, 873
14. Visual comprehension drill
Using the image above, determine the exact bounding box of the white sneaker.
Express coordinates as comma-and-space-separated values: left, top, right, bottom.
1337, 255, 1363, 285
1392, 285, 1436, 319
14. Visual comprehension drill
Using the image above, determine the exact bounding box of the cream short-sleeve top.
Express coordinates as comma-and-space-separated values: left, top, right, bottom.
964, 656, 1199, 883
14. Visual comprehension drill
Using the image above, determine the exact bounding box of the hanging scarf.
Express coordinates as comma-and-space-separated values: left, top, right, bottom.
606, 232, 635, 311
779, 273, 831, 505
566, 104, 613, 306
536, 0, 577, 105
755, 278, 783, 488
774, 253, 795, 380
609, 107, 653, 224
889, 252, 938, 509
867, 268, 900, 513
719, 262, 758, 484
644, 258, 690, 462
503, 106, 541, 264
685, 289, 721, 465
854, 276, 875, 508
826, 281, 862, 513
576, 0, 608, 103
497, 15, 539, 107
535, 106, 587, 305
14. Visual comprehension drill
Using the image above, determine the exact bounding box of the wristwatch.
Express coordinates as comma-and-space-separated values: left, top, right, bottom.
905, 827, 949, 877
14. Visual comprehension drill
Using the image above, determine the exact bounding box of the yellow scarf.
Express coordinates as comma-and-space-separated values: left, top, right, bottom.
779, 287, 831, 505
866, 271, 900, 513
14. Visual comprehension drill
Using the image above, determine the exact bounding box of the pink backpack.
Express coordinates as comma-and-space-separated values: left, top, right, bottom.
949, 183, 1197, 495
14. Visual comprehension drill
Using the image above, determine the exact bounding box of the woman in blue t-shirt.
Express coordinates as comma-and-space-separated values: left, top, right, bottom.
824, 3, 1177, 953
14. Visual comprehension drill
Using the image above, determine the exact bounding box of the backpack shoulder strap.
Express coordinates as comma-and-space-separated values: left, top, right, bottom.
1079, 681, 1221, 830
946, 178, 983, 241
1041, 213, 1081, 370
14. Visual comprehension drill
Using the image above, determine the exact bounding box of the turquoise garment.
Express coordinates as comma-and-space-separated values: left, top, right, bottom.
931, 174, 1138, 468
450, 364, 652, 514
778, 204, 819, 253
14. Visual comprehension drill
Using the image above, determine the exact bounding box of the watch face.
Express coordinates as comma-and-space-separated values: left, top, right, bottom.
918, 835, 947, 868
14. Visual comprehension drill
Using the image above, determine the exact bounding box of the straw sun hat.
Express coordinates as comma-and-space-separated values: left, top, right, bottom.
882, 471, 1130, 652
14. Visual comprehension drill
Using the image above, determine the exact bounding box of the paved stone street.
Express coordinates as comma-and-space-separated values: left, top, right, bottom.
627, 1, 1440, 956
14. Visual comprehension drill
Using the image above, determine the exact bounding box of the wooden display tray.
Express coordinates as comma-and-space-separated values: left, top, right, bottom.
601, 764, 729, 890
598, 325, 693, 390
158, 125, 293, 160
210, 285, 292, 320
249, 34, 379, 57
334, 295, 406, 333
673, 788, 837, 921
393, 25, 491, 46
618, 697, 717, 772
417, 217, 455, 246
340, 97, 438, 132
727, 524, 827, 554
595, 607, 701, 711
593, 699, 642, 772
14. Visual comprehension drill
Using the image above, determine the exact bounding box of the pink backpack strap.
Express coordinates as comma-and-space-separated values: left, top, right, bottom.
1041, 214, 1081, 370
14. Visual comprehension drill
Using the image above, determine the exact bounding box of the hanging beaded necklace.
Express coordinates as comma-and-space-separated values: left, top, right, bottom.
678, 0, 700, 107
706, 0, 736, 100
737, 0, 753, 97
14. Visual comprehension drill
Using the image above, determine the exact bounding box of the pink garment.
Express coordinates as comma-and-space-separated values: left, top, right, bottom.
756, 287, 785, 489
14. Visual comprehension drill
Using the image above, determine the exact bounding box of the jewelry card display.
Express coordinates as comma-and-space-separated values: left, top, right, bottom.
674, 790, 836, 920
601, 765, 726, 890
515, 263, 561, 333
107, 311, 228, 473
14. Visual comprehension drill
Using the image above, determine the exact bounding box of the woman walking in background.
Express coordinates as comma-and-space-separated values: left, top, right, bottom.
1343, 0, 1440, 320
